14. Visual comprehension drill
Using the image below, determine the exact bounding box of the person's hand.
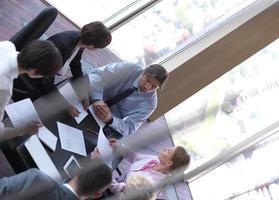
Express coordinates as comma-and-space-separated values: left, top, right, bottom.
68, 105, 80, 117
93, 101, 112, 123
82, 98, 90, 111
109, 138, 120, 149
23, 121, 43, 136
90, 147, 101, 159
121, 186, 126, 192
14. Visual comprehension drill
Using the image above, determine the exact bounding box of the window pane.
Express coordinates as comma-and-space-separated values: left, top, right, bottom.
46, 0, 138, 26
189, 131, 279, 200
110, 0, 256, 67
166, 38, 279, 171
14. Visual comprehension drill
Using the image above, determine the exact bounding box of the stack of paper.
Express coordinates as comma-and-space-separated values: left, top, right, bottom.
5, 98, 57, 151
59, 82, 88, 123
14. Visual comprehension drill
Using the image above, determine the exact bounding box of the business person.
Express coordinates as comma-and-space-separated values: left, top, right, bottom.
0, 158, 112, 200
0, 40, 62, 142
12, 21, 112, 117
91, 138, 190, 197
88, 62, 169, 136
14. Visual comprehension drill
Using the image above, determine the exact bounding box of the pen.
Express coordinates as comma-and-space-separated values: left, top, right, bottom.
86, 128, 99, 135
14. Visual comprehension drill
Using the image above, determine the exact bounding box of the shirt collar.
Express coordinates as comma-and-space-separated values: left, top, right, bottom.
132, 73, 141, 90
63, 183, 79, 198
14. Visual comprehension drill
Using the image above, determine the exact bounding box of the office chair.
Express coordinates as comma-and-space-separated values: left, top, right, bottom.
10, 6, 58, 101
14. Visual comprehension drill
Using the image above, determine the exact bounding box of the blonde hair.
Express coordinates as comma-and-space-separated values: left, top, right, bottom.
119, 175, 156, 200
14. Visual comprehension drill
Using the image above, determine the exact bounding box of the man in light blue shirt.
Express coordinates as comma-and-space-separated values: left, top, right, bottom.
88, 62, 168, 136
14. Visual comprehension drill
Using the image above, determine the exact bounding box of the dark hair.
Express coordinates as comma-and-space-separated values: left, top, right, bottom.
144, 64, 168, 88
17, 40, 62, 77
80, 21, 112, 48
170, 146, 190, 173
76, 159, 112, 196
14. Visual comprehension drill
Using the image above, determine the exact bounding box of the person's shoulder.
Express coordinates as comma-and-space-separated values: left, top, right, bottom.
115, 62, 143, 74
48, 31, 79, 41
0, 41, 16, 51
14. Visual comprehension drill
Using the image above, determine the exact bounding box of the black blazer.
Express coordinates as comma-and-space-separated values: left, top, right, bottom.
12, 31, 85, 102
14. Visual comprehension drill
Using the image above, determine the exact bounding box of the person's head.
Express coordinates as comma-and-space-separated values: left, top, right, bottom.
80, 21, 112, 50
158, 146, 190, 174
17, 40, 62, 78
119, 175, 155, 200
74, 159, 112, 198
139, 64, 168, 93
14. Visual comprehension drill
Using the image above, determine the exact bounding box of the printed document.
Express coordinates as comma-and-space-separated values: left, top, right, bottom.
97, 128, 113, 167
57, 122, 87, 156
5, 98, 57, 151
59, 82, 88, 123
88, 106, 105, 128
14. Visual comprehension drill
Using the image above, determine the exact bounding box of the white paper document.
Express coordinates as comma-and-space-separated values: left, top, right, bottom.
97, 128, 113, 167
5, 98, 57, 151
57, 122, 87, 156
59, 82, 88, 124
25, 135, 61, 182
89, 106, 105, 128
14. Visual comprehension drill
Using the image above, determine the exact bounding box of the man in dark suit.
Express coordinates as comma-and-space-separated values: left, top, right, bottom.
12, 21, 112, 117
0, 159, 112, 200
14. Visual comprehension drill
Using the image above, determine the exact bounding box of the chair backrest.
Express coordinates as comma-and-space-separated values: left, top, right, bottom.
9, 6, 58, 51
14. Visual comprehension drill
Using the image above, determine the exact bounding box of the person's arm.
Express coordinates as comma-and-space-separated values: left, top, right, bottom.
0, 168, 56, 199
88, 63, 132, 101
109, 177, 126, 193
69, 48, 84, 80
109, 138, 146, 163
109, 100, 156, 136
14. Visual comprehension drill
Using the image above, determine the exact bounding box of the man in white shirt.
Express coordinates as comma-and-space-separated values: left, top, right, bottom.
0, 40, 62, 142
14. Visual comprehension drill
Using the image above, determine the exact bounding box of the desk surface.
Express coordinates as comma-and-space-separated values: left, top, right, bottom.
6, 96, 101, 179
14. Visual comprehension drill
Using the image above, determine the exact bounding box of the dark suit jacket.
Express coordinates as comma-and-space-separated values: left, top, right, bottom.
12, 31, 85, 102
0, 169, 79, 200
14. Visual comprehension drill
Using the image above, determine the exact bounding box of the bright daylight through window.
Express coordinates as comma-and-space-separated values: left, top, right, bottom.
46, 0, 256, 69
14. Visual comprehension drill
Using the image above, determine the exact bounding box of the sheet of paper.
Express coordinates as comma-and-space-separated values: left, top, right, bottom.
57, 122, 87, 156
25, 135, 61, 182
38, 126, 57, 151
59, 82, 88, 123
97, 128, 113, 167
89, 106, 105, 128
5, 98, 57, 151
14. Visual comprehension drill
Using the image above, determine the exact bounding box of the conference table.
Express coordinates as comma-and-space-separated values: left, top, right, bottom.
3, 89, 121, 181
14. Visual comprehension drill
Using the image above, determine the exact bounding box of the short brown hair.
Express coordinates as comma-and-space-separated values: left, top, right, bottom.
81, 21, 112, 48
170, 146, 190, 173
17, 40, 62, 77
144, 64, 168, 88
76, 158, 112, 196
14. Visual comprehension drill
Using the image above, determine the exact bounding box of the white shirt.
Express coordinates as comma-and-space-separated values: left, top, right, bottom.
109, 150, 166, 193
0, 41, 21, 140
55, 47, 80, 84
63, 183, 79, 198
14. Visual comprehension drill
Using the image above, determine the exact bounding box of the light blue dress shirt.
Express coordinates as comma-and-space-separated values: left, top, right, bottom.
88, 62, 157, 136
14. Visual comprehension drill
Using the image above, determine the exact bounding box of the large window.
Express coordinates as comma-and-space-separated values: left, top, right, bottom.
47, 0, 256, 68
189, 131, 279, 200
166, 38, 279, 171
